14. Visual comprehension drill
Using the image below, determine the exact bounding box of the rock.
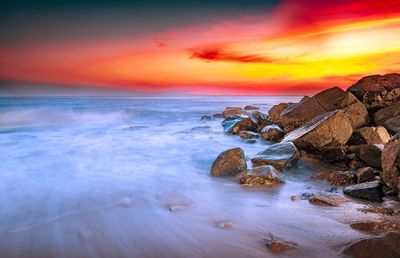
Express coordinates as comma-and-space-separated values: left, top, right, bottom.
347, 73, 400, 110
291, 195, 297, 201
222, 107, 248, 118
212, 113, 223, 118
239, 131, 259, 139
251, 142, 300, 171
244, 105, 259, 110
235, 165, 284, 186
308, 193, 348, 206
210, 148, 247, 177
359, 207, 400, 216
343, 181, 384, 202
222, 115, 257, 134
244, 139, 257, 144
381, 134, 400, 195
260, 125, 284, 142
268, 103, 289, 123
264, 234, 296, 252
216, 222, 233, 229
356, 144, 383, 168
282, 110, 353, 153
200, 115, 214, 121
355, 167, 376, 183
277, 87, 368, 132
341, 232, 400, 258
351, 222, 400, 232
348, 126, 391, 145
312, 170, 355, 186
373, 101, 400, 133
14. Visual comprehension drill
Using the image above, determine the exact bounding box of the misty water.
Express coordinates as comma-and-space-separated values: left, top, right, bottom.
0, 96, 378, 258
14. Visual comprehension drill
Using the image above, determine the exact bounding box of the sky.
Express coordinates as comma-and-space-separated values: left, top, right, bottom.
0, 0, 400, 95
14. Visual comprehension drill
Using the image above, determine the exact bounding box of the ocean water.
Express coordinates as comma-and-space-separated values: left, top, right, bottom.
0, 96, 374, 258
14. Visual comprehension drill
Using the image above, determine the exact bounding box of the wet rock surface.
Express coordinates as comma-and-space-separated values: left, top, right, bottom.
251, 142, 300, 170
308, 193, 348, 206
235, 165, 284, 186
263, 234, 296, 252
222, 107, 248, 118
350, 221, 400, 232
343, 181, 385, 202
239, 131, 259, 139
210, 148, 247, 177
312, 170, 355, 186
260, 125, 284, 142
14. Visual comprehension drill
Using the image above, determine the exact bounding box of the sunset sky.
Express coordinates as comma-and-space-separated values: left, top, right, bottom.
1, 0, 400, 94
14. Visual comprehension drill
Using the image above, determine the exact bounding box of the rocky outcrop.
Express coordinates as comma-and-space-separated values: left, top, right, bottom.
348, 126, 391, 145
251, 142, 300, 170
235, 165, 284, 186
381, 134, 400, 196
222, 115, 258, 134
260, 125, 284, 142
282, 110, 353, 153
341, 232, 400, 258
343, 181, 384, 202
372, 101, 400, 133
210, 148, 247, 177
347, 73, 400, 110
275, 87, 368, 132
355, 144, 383, 168
239, 131, 259, 139
222, 107, 247, 118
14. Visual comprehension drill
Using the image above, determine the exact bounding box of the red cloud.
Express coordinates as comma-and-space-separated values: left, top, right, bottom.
189, 46, 275, 63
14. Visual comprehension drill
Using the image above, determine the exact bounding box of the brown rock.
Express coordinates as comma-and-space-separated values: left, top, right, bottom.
341, 232, 400, 258
235, 165, 284, 186
356, 144, 383, 168
355, 167, 376, 183
373, 101, 400, 133
308, 193, 348, 206
210, 148, 247, 177
260, 125, 284, 142
351, 222, 400, 232
222, 115, 258, 135
343, 181, 384, 202
312, 170, 355, 186
268, 103, 289, 123
239, 131, 259, 139
264, 234, 296, 252
222, 107, 247, 118
244, 105, 259, 110
381, 134, 400, 195
282, 110, 353, 153
348, 126, 391, 145
251, 142, 300, 171
347, 73, 400, 110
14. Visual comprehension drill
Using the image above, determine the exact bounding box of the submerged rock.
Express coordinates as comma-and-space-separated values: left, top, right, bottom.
244, 105, 259, 110
308, 193, 348, 206
348, 126, 391, 145
282, 110, 353, 153
239, 131, 259, 139
264, 234, 296, 252
343, 181, 384, 202
235, 165, 284, 186
210, 148, 247, 177
347, 73, 400, 110
381, 134, 400, 196
260, 125, 284, 142
341, 232, 400, 258
372, 101, 400, 133
251, 142, 300, 171
222, 107, 247, 118
312, 170, 355, 186
200, 115, 214, 121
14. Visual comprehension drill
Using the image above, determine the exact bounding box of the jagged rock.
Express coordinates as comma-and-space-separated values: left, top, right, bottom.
222, 115, 257, 134
282, 110, 353, 153
210, 148, 247, 177
355, 167, 376, 183
343, 181, 384, 202
381, 134, 400, 196
247, 110, 273, 131
222, 107, 247, 118
373, 101, 400, 133
356, 144, 383, 168
276, 87, 368, 132
244, 105, 259, 110
351, 222, 400, 232
251, 142, 300, 170
268, 103, 289, 123
312, 170, 355, 186
308, 193, 348, 206
347, 73, 400, 110
341, 232, 400, 258
239, 131, 259, 139
260, 125, 284, 142
348, 126, 391, 145
235, 165, 284, 186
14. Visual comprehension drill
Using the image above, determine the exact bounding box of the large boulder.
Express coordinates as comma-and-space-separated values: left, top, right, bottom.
260, 125, 284, 142
276, 87, 368, 132
343, 181, 384, 202
251, 142, 300, 170
235, 165, 284, 186
222, 107, 247, 118
381, 134, 400, 196
341, 232, 400, 258
372, 101, 400, 133
356, 144, 383, 168
347, 73, 400, 110
268, 103, 289, 123
239, 131, 259, 139
210, 148, 247, 177
282, 110, 353, 153
348, 126, 391, 145
222, 115, 258, 134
